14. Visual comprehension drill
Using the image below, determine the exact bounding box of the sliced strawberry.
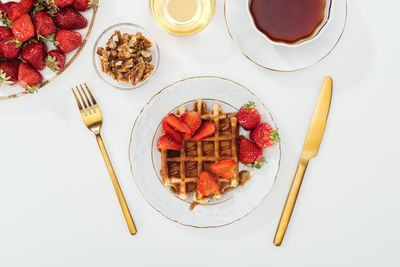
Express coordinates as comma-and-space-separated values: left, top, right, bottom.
157, 135, 183, 151
166, 114, 190, 134
181, 111, 201, 138
210, 159, 235, 178
162, 117, 183, 143
198, 171, 219, 196
182, 133, 191, 140
192, 122, 215, 141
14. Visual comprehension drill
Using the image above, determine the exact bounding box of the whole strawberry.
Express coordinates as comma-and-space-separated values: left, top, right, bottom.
0, 2, 16, 16
239, 137, 265, 168
55, 7, 88, 30
0, 26, 13, 39
54, 0, 74, 8
22, 41, 47, 70
12, 13, 35, 41
237, 101, 261, 130
72, 0, 98, 11
46, 50, 65, 71
250, 123, 280, 148
55, 29, 82, 53
0, 59, 20, 84
18, 62, 43, 92
8, 0, 34, 22
0, 37, 22, 59
33, 11, 57, 36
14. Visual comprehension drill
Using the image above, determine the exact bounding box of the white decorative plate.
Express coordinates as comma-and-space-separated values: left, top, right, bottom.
129, 76, 281, 227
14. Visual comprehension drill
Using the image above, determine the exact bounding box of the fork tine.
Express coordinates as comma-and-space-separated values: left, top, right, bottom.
84, 83, 97, 105
76, 86, 90, 113
80, 84, 95, 113
71, 87, 83, 111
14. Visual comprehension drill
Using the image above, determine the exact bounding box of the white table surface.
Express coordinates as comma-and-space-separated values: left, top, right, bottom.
1, 0, 399, 266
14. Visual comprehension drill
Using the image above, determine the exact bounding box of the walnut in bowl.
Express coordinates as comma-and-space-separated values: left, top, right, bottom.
93, 23, 159, 90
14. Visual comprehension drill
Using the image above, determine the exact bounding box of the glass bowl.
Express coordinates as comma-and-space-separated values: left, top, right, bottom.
92, 23, 160, 90
149, 0, 216, 36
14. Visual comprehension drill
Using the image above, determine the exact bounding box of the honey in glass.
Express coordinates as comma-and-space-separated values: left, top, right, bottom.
150, 0, 215, 36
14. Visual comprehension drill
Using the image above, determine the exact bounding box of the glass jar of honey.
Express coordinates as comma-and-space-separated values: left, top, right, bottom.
150, 0, 215, 36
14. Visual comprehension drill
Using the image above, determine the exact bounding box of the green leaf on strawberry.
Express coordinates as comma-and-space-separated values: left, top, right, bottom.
246, 157, 266, 169
0, 69, 13, 85
26, 85, 38, 94
269, 128, 280, 143
8, 38, 23, 48
243, 101, 256, 109
0, 11, 12, 28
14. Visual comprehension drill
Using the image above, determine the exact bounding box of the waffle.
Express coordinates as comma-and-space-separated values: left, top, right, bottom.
160, 99, 239, 204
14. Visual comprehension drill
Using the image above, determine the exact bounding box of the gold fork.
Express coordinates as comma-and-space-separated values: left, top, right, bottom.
71, 84, 137, 235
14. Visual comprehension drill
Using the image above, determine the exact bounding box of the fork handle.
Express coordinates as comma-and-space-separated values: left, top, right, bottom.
274, 158, 309, 246
95, 134, 137, 235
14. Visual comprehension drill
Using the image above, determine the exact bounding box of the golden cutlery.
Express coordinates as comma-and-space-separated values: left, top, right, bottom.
71, 84, 137, 235
274, 77, 333, 246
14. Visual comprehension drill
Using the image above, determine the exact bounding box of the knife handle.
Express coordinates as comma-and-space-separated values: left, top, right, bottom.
274, 158, 309, 246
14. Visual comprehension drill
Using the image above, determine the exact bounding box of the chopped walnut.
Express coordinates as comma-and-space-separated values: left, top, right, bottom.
97, 30, 154, 86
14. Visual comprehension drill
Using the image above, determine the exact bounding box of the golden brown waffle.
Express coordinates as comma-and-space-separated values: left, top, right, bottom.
160, 99, 239, 204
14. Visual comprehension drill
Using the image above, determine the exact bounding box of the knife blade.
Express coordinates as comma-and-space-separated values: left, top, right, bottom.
302, 76, 333, 159
273, 76, 333, 246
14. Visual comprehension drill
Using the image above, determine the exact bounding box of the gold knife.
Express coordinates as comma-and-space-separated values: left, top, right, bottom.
273, 76, 333, 246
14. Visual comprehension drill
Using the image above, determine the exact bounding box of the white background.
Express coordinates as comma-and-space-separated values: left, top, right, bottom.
0, 0, 399, 266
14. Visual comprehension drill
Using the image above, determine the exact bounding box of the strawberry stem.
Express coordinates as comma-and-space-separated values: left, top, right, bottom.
269, 128, 280, 143
0, 70, 13, 85
46, 55, 61, 71
246, 157, 266, 169
38, 34, 59, 46
89, 0, 100, 8
26, 86, 39, 94
0, 11, 12, 28
44, 0, 59, 10
31, 1, 46, 16
8, 38, 24, 48
243, 101, 256, 109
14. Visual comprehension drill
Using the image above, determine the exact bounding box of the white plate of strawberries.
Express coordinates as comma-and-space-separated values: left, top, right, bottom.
0, 0, 98, 100
129, 76, 281, 227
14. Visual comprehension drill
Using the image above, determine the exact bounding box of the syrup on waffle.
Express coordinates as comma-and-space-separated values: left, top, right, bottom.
160, 99, 239, 204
